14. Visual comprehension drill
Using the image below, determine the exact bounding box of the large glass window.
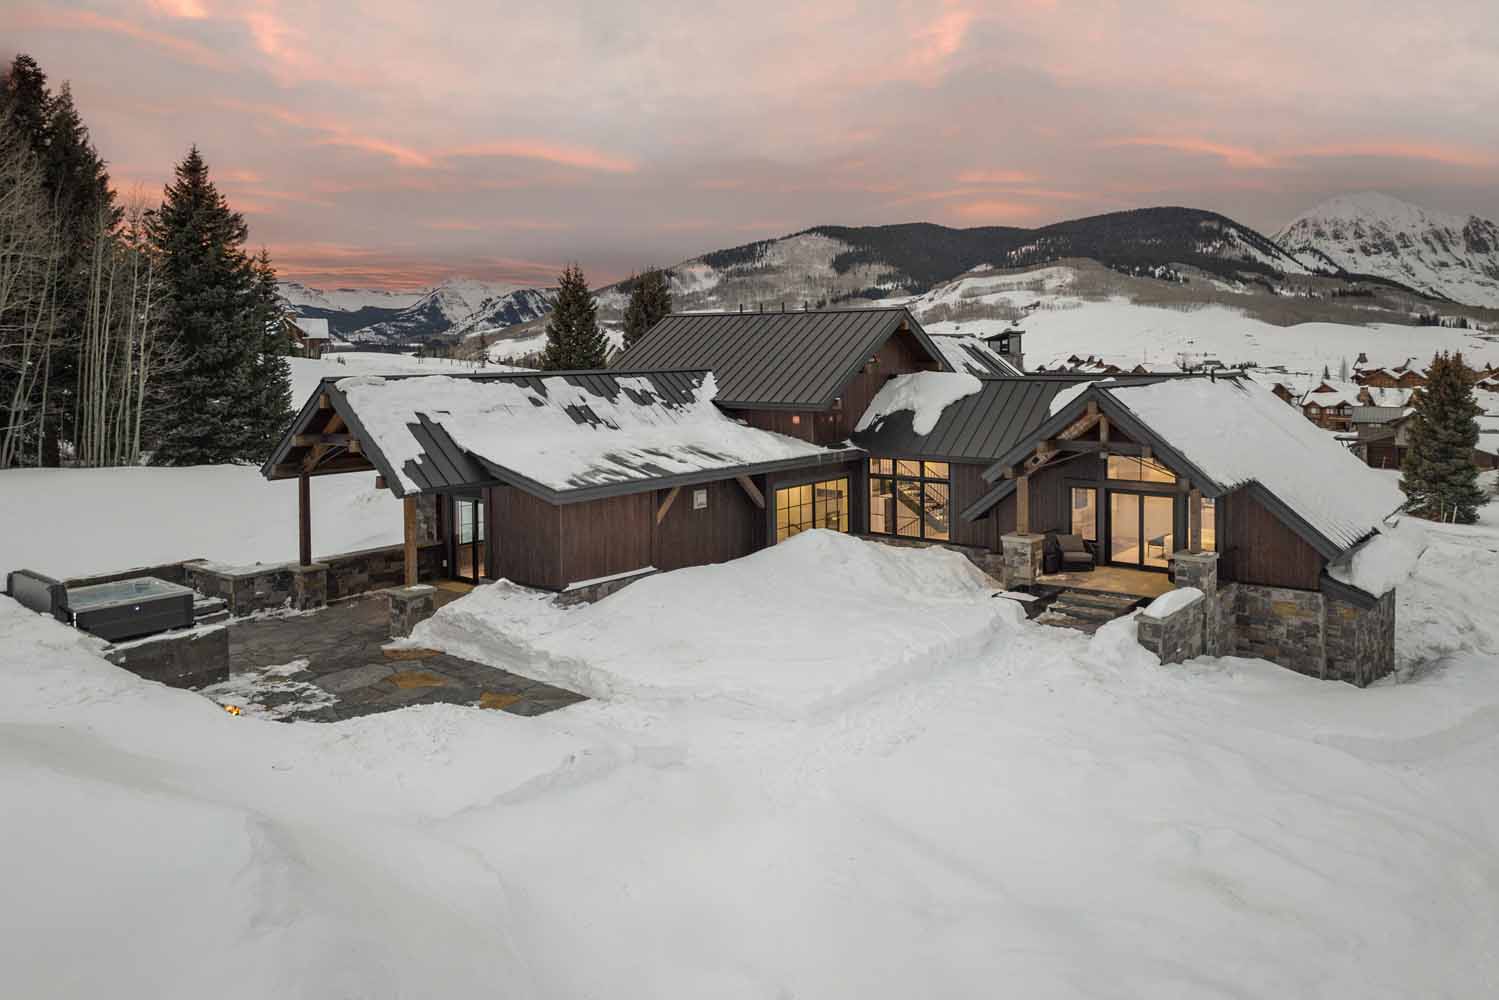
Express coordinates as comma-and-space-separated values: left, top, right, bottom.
775, 477, 850, 543
1107, 454, 1176, 483
868, 458, 949, 541
1070, 487, 1097, 541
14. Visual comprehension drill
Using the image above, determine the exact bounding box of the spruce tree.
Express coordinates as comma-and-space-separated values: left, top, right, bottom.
146, 146, 263, 464
621, 266, 674, 348
540, 263, 606, 370
243, 248, 293, 459
1400, 352, 1485, 524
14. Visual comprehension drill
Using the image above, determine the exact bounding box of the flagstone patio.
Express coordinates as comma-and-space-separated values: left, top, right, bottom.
220, 590, 586, 721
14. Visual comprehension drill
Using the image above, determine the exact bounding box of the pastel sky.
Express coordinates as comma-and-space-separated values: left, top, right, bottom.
9, 0, 1498, 289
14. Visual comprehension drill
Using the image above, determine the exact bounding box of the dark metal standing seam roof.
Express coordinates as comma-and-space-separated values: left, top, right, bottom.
613, 307, 951, 409
850, 377, 1095, 463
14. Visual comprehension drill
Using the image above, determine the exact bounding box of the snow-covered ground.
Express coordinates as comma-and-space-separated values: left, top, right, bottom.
0, 465, 398, 580
4, 498, 1499, 996
967, 298, 1499, 375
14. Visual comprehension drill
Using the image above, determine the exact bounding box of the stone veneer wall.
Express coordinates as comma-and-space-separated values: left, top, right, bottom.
185, 561, 297, 616
1137, 549, 1396, 688
324, 543, 443, 601
1324, 588, 1396, 687
1136, 591, 1205, 664
105, 624, 229, 688
999, 533, 1045, 590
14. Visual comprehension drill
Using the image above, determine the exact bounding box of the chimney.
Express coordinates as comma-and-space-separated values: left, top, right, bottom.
985, 326, 1025, 373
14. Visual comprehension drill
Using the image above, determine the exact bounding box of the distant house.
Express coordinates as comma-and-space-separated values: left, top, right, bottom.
286, 317, 333, 359
1356, 407, 1499, 471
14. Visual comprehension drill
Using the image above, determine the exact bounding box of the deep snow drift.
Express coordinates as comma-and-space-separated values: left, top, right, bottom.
4, 515, 1499, 997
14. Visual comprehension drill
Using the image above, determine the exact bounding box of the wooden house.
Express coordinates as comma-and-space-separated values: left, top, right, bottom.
286, 317, 333, 359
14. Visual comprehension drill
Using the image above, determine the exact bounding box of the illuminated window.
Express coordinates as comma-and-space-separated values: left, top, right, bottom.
1200, 496, 1216, 552
868, 458, 950, 541
1070, 487, 1097, 541
1106, 454, 1176, 483
775, 477, 849, 542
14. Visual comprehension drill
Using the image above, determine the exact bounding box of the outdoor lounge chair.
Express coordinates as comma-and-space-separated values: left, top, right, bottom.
1053, 533, 1096, 572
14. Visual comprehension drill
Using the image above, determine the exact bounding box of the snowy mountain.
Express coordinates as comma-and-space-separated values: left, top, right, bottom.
276, 282, 424, 312
1275, 192, 1499, 308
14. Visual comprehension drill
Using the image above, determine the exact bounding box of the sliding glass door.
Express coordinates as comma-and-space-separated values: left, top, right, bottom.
1107, 491, 1174, 569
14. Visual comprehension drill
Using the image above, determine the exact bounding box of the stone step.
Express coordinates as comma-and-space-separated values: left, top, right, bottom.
1048, 600, 1123, 623
1035, 611, 1103, 634
195, 609, 231, 626
1057, 590, 1141, 611
193, 596, 227, 615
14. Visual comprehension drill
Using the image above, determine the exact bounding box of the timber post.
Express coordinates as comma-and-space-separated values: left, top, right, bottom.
403, 495, 419, 586
298, 472, 312, 567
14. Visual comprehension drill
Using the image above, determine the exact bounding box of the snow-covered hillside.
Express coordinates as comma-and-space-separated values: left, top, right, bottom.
351, 278, 532, 344
1276, 192, 1499, 307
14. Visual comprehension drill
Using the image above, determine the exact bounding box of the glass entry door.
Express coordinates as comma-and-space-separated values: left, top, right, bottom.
453, 497, 488, 583
1107, 492, 1174, 569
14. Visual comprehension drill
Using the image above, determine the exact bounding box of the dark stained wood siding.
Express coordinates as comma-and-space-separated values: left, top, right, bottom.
947, 462, 997, 548
1219, 486, 1325, 590
488, 485, 561, 589
652, 478, 763, 571
558, 492, 655, 586
730, 328, 936, 447
823, 329, 933, 443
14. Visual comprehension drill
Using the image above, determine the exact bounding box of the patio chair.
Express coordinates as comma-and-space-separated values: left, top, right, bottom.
1054, 533, 1096, 572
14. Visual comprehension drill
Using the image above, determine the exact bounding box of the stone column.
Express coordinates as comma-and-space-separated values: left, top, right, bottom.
1000, 533, 1045, 590
388, 584, 437, 637
289, 562, 329, 611
1172, 550, 1221, 654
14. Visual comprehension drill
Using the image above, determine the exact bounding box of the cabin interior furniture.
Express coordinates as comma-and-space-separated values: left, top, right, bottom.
1048, 532, 1096, 573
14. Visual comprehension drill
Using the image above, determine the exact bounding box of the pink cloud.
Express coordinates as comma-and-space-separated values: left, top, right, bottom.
447, 140, 637, 174
957, 169, 1038, 185
12, 7, 225, 68
1105, 137, 1279, 170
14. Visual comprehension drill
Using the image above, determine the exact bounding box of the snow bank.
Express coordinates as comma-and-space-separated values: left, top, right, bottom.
1328, 519, 1428, 597
339, 371, 831, 494
1140, 586, 1203, 619
0, 465, 400, 580
855, 371, 983, 436
412, 530, 1021, 716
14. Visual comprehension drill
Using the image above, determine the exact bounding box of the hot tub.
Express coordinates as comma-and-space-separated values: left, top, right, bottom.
64, 577, 195, 642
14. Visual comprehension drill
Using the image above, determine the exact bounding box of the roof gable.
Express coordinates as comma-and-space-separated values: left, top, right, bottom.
613, 307, 950, 410
264, 370, 851, 503
970, 376, 1404, 556
852, 376, 1088, 463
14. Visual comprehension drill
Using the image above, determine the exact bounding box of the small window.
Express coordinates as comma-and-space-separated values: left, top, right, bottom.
1070, 487, 1097, 541
869, 458, 893, 476
693, 488, 708, 510
1200, 496, 1216, 552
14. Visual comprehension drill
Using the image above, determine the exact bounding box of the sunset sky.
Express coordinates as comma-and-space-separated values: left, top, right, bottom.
9, 0, 1498, 289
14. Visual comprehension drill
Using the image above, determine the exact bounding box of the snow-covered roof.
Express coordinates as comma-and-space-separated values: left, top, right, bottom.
325, 370, 843, 499
855, 372, 983, 436
1100, 378, 1405, 553
292, 317, 332, 340
928, 335, 1023, 377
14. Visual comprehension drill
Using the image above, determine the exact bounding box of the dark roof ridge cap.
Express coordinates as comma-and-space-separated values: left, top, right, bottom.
660, 305, 915, 317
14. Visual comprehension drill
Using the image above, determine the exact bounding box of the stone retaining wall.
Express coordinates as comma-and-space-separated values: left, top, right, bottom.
556, 567, 658, 606
1134, 549, 1395, 687
105, 625, 229, 689
324, 543, 443, 601
65, 560, 196, 589
185, 561, 297, 616
1136, 591, 1205, 665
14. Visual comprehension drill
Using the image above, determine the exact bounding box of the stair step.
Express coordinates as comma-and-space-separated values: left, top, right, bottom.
1058, 590, 1141, 610
1049, 601, 1121, 623
193, 596, 227, 614
1036, 611, 1103, 634
195, 609, 231, 626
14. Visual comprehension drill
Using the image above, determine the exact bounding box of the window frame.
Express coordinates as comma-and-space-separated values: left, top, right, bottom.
867, 457, 951, 541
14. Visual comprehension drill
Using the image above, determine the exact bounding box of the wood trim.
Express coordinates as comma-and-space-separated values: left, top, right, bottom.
1016, 474, 1031, 534
656, 486, 681, 525
735, 475, 765, 509
1188, 488, 1202, 552
403, 496, 419, 585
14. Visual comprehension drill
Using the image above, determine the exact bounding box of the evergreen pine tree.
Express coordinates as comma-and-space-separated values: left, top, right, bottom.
621, 267, 674, 348
243, 248, 293, 459
146, 146, 264, 464
1399, 352, 1485, 524
540, 263, 606, 370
